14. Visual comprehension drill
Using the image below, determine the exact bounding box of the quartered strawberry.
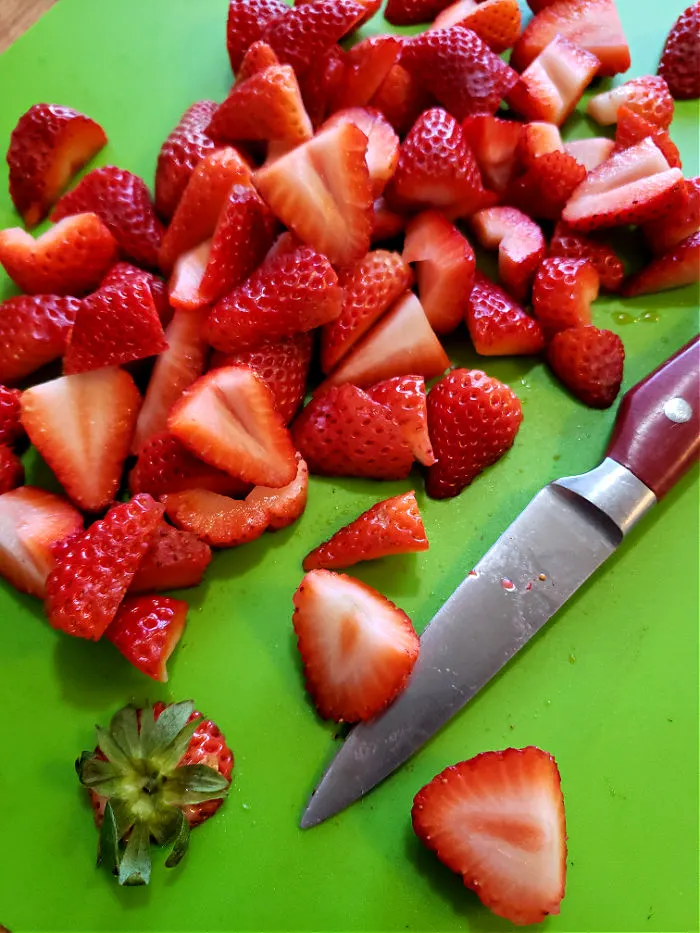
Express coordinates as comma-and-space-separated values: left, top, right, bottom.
0, 294, 80, 384
0, 487, 83, 598
245, 451, 309, 530
433, 0, 522, 54
21, 368, 141, 512
298, 46, 347, 127
101, 262, 171, 326
371, 197, 406, 242
465, 272, 545, 356
403, 211, 475, 334
511, 0, 630, 76
162, 489, 269, 548
322, 108, 399, 199
642, 177, 700, 254
292, 569, 420, 721
7, 103, 107, 227
51, 167, 164, 269
658, 2, 700, 100
45, 494, 164, 639
470, 207, 545, 302
63, 278, 167, 374
304, 491, 428, 571
0, 446, 24, 495
155, 100, 219, 221
369, 63, 435, 137
238, 40, 280, 80
412, 748, 567, 926
517, 122, 563, 168
614, 106, 682, 170
588, 75, 674, 128
168, 241, 213, 311
320, 250, 412, 373
129, 521, 212, 594
549, 221, 625, 292
547, 325, 624, 407
292, 384, 414, 480
0, 385, 23, 448
461, 115, 522, 194
563, 137, 615, 173
509, 150, 587, 221
426, 368, 523, 499
106, 595, 188, 682
365, 375, 435, 466
227, 0, 289, 71
532, 257, 600, 334
622, 232, 700, 297
262, 0, 365, 76
0, 213, 117, 296
385, 0, 453, 25
331, 36, 403, 111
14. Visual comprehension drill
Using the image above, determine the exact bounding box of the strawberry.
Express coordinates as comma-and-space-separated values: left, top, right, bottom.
400, 26, 518, 120
562, 138, 686, 231
227, 0, 288, 71
365, 375, 436, 466
403, 211, 475, 334
588, 75, 675, 129
385, 108, 495, 219
517, 121, 563, 168
341, 0, 382, 24
549, 221, 625, 292
0, 385, 23, 448
0, 447, 24, 495
45, 494, 164, 639
162, 490, 269, 548
0, 487, 83, 598
51, 167, 164, 269
331, 36, 403, 111
426, 368, 523, 498
237, 40, 280, 80
461, 115, 522, 194
527, 0, 556, 8
0, 213, 118, 296
622, 232, 700, 297
292, 569, 419, 721
21, 368, 141, 512
508, 36, 600, 125
433, 0, 522, 54
245, 451, 309, 530
6, 103, 107, 227
548, 325, 624, 408
129, 433, 249, 499
658, 2, 700, 100
412, 748, 567, 926
128, 521, 212, 594
371, 197, 406, 242
465, 272, 545, 357
532, 257, 600, 334
469, 206, 546, 302
155, 100, 219, 221
292, 384, 414, 480
168, 366, 297, 488
613, 106, 682, 170
303, 491, 428, 571
0, 294, 80, 384
511, 0, 630, 76
385, 0, 453, 25
101, 262, 171, 325
106, 595, 188, 682
63, 278, 167, 374
298, 46, 347, 127
320, 250, 412, 373
262, 0, 365, 76
508, 150, 587, 221
210, 334, 313, 425
168, 241, 213, 311
642, 177, 700, 254
253, 121, 373, 268
563, 137, 615, 173
322, 108, 399, 199
369, 63, 435, 137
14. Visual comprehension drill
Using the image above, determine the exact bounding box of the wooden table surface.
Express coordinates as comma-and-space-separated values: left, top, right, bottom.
0, 0, 55, 53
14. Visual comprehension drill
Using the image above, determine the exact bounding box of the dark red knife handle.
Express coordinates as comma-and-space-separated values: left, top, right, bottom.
606, 335, 700, 499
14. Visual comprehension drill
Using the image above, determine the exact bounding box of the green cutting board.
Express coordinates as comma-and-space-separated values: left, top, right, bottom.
0, 2, 697, 931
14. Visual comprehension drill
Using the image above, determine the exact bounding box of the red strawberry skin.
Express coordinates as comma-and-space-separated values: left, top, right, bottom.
385, 0, 453, 24
101, 262, 171, 325
466, 273, 545, 356
614, 105, 682, 170
162, 489, 270, 549
155, 101, 219, 221
547, 325, 624, 408
245, 451, 309, 530
365, 375, 435, 466
0, 385, 24, 448
532, 257, 600, 335
549, 222, 625, 292
128, 521, 212, 594
370, 63, 435, 137
106, 595, 188, 682
643, 178, 700, 254
227, 0, 289, 71
0, 447, 24, 495
622, 231, 700, 297
0, 294, 80, 384
658, 2, 700, 100
262, 0, 365, 76
509, 150, 587, 221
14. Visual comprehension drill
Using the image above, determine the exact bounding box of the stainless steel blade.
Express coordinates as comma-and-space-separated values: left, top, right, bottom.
300, 459, 656, 828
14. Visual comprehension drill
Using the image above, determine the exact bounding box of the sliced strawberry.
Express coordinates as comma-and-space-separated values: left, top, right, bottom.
106, 595, 188, 682
403, 211, 475, 334
532, 257, 600, 334
0, 385, 24, 448
433, 0, 522, 54
365, 375, 435, 466
320, 250, 412, 373
155, 100, 219, 221
549, 221, 625, 292
292, 384, 414, 480
371, 197, 406, 242
101, 262, 171, 326
0, 294, 80, 384
206, 245, 341, 352
254, 121, 373, 268
461, 115, 522, 194
298, 46, 347, 127
470, 206, 546, 301
169, 365, 297, 488
588, 75, 674, 129
0, 213, 118, 296
642, 177, 700, 254
63, 278, 167, 374
331, 36, 403, 111
465, 272, 545, 356
0, 447, 24, 495
412, 748, 567, 926
658, 2, 700, 101
622, 232, 700, 297
547, 325, 624, 407
563, 137, 615, 173
262, 0, 365, 76
264, 230, 303, 263
128, 521, 212, 594
227, 0, 289, 71
322, 108, 399, 199
385, 0, 454, 25
517, 121, 563, 169
527, 0, 557, 9
614, 106, 682, 170
369, 63, 435, 137
245, 451, 309, 530
0, 487, 83, 598
7, 103, 107, 227
21, 368, 141, 512
168, 241, 212, 311
292, 568, 419, 721
162, 489, 269, 548
238, 40, 280, 80
509, 150, 587, 221
45, 494, 164, 639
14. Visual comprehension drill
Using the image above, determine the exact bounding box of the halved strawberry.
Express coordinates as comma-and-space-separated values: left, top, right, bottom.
642, 177, 700, 254
7, 103, 107, 227
614, 106, 682, 169
227, 0, 289, 71
517, 121, 563, 168
128, 521, 212, 594
433, 0, 522, 54
262, 0, 365, 76
509, 150, 587, 220
0, 213, 118, 296
658, 2, 700, 101
322, 108, 399, 199
162, 489, 269, 548
412, 748, 567, 926
465, 272, 545, 356
461, 115, 522, 194
532, 257, 600, 334
563, 137, 615, 173
0, 446, 24, 495
385, 0, 453, 23
547, 325, 624, 407
101, 262, 171, 326
245, 451, 309, 530
371, 197, 406, 242
0, 487, 83, 598
549, 221, 625, 292
21, 368, 141, 512
369, 63, 435, 137
587, 75, 675, 129
292, 568, 420, 721
470, 206, 545, 301
365, 375, 436, 466
106, 595, 188, 682
0, 385, 24, 448
622, 232, 700, 296
238, 40, 280, 80
331, 36, 403, 111
155, 100, 219, 221
403, 211, 475, 334
254, 121, 373, 268
304, 491, 428, 571
0, 294, 80, 384
298, 46, 347, 127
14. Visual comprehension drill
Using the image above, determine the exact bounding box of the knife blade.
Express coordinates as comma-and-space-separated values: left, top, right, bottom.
301, 335, 700, 829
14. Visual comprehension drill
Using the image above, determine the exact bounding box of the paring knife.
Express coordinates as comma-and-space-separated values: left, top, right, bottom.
301, 335, 700, 829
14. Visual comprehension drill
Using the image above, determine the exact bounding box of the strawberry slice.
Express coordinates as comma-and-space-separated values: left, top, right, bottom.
304, 491, 428, 571
128, 521, 212, 594
227, 0, 289, 71
63, 278, 167, 374
622, 232, 700, 297
588, 75, 675, 129
658, 2, 700, 101
169, 366, 297, 488
262, 0, 365, 76
245, 451, 309, 530
563, 137, 615, 173
613, 106, 682, 169
433, 0, 522, 54
532, 257, 600, 334
106, 595, 188, 681
461, 115, 522, 194
331, 36, 403, 110
0, 447, 24, 495
51, 167, 164, 269
642, 177, 700, 254
162, 489, 269, 548
365, 375, 436, 466
549, 221, 625, 292
298, 46, 347, 127
292, 569, 420, 721
292, 384, 414, 480
371, 197, 406, 242
518, 121, 563, 168
254, 121, 373, 268
385, 0, 454, 25
322, 108, 400, 199
45, 494, 164, 639
0, 213, 118, 296
547, 325, 624, 407
0, 294, 80, 384
320, 250, 413, 373
21, 368, 141, 512
465, 272, 545, 356
238, 40, 280, 80
511, 0, 630, 76
403, 211, 475, 335
155, 100, 219, 221
168, 241, 214, 311
7, 103, 107, 227
101, 262, 171, 325
470, 206, 546, 301
0, 487, 83, 598
509, 150, 587, 221
0, 385, 24, 448
412, 747, 567, 926
369, 63, 435, 137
